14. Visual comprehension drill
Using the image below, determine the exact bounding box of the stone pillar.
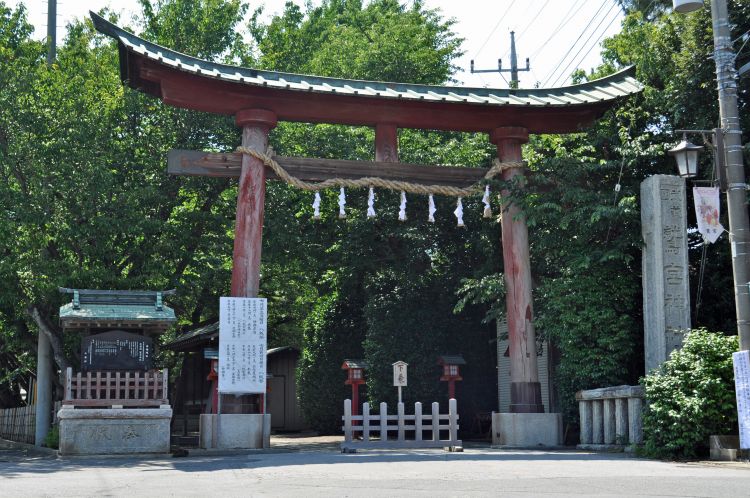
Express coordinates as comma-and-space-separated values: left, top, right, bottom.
627, 397, 643, 445
641, 175, 691, 373
603, 399, 616, 445
231, 109, 277, 298
591, 400, 604, 444
579, 400, 592, 444
491, 127, 543, 413
34, 331, 52, 446
615, 398, 629, 443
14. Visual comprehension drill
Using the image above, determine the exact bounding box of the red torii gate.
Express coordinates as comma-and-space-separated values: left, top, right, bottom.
92, 13, 641, 416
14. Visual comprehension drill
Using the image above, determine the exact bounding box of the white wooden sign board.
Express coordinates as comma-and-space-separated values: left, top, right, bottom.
393, 361, 408, 387
218, 297, 267, 394
733, 351, 750, 449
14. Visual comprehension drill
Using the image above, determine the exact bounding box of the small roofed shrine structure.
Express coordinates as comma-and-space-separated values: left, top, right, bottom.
91, 12, 642, 448
56, 288, 176, 455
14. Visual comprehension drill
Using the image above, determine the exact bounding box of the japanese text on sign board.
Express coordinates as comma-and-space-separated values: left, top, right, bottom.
733, 351, 750, 449
393, 362, 407, 387
218, 297, 267, 394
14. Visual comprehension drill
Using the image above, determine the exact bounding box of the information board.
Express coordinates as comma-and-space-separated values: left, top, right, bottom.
81, 330, 153, 371
393, 361, 408, 387
733, 351, 750, 449
218, 297, 267, 394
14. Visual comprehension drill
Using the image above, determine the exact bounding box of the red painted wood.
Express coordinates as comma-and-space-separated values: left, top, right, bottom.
137, 62, 612, 134
448, 380, 455, 400
491, 127, 542, 412
375, 124, 399, 162
230, 110, 277, 298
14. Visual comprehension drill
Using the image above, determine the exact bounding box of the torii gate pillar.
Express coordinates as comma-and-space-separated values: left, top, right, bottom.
491, 127, 544, 414
231, 109, 277, 298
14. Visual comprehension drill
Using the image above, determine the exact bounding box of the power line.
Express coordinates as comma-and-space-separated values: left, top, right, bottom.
549, 2, 621, 87
472, 0, 517, 60
529, 0, 587, 59
541, 0, 611, 87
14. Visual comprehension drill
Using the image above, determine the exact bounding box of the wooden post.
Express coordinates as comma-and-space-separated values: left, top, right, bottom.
431, 402, 439, 442
397, 402, 405, 442
363, 402, 371, 441
415, 402, 423, 442
232, 109, 277, 416
380, 402, 388, 442
231, 109, 277, 298
375, 123, 398, 162
449, 398, 458, 443
448, 379, 456, 400
490, 126, 544, 414
344, 399, 352, 443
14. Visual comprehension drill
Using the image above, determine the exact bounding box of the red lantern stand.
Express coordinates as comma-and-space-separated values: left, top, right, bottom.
438, 355, 466, 400
341, 360, 367, 421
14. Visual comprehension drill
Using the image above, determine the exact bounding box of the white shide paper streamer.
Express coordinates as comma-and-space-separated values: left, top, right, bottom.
454, 197, 464, 227
398, 191, 407, 221
312, 192, 321, 220
367, 187, 376, 218
428, 194, 436, 223
338, 187, 346, 218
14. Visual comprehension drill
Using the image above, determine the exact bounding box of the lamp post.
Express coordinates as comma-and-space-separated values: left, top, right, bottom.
672, 0, 750, 351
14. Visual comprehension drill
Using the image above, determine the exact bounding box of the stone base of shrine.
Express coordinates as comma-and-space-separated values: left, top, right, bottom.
58, 406, 172, 456
491, 412, 563, 448
199, 414, 271, 449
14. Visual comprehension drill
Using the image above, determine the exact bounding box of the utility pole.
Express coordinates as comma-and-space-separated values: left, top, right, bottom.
710, 0, 750, 351
674, 0, 750, 350
470, 31, 530, 89
36, 0, 56, 447
46, 0, 56, 65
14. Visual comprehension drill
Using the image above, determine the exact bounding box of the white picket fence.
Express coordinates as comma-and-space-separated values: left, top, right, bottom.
341, 398, 462, 451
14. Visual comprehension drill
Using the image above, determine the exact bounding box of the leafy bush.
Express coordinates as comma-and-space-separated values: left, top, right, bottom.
44, 424, 59, 449
642, 329, 738, 459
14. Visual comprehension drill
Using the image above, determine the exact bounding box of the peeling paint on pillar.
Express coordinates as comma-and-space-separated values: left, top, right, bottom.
231, 109, 277, 298
491, 126, 544, 413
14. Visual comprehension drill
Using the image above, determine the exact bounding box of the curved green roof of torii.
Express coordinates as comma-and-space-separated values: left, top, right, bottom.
91, 12, 643, 134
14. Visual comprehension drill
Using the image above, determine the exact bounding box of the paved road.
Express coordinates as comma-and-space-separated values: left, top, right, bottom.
1, 445, 749, 497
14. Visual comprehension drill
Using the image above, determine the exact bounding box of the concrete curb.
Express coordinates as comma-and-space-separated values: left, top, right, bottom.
0, 438, 58, 457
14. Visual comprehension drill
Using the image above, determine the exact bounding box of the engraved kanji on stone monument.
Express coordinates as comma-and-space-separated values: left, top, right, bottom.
641, 175, 691, 373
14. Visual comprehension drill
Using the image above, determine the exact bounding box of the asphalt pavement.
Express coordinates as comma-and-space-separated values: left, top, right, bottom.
1, 440, 749, 497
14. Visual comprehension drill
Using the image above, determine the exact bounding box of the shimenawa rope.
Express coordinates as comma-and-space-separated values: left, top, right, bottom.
236, 146, 524, 197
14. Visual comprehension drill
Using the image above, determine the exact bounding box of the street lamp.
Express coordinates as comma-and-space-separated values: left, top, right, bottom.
672, 0, 750, 351
668, 133, 703, 178
673, 0, 704, 13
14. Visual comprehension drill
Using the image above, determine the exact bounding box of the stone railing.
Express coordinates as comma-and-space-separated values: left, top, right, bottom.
576, 385, 644, 450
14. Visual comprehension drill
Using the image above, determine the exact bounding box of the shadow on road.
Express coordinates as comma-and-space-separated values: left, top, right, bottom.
0, 445, 642, 479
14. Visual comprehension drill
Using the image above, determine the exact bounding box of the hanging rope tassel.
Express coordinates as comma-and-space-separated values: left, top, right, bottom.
482, 185, 492, 218
454, 197, 465, 227
338, 187, 346, 219
367, 187, 376, 218
312, 191, 321, 220
428, 194, 436, 223
398, 191, 407, 221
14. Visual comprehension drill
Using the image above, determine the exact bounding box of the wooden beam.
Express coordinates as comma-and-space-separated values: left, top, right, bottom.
167, 150, 489, 189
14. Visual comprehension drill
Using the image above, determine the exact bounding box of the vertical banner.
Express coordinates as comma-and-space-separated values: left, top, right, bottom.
733, 351, 750, 449
693, 187, 724, 243
218, 297, 267, 394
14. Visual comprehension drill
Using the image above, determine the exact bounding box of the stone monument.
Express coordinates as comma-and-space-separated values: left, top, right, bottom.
641, 175, 691, 373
